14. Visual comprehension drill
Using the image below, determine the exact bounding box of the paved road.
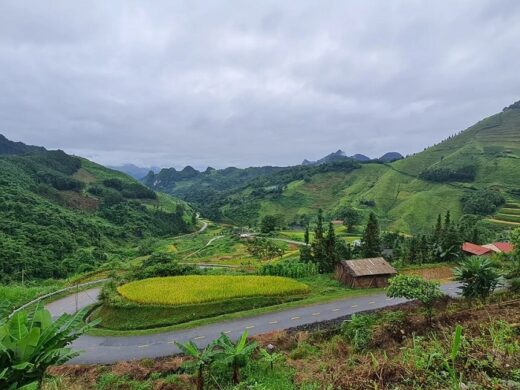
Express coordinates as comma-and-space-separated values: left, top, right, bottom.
45, 287, 101, 319
48, 282, 461, 364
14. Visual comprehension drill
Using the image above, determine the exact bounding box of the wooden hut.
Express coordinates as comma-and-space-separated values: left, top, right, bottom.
335, 257, 397, 288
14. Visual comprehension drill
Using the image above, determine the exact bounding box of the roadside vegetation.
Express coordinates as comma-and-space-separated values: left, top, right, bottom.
40, 283, 520, 389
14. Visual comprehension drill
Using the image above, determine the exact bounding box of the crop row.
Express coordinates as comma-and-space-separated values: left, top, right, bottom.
117, 275, 310, 306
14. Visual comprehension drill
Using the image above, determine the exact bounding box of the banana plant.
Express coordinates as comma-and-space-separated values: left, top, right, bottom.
175, 340, 217, 390
0, 306, 93, 389
214, 331, 257, 385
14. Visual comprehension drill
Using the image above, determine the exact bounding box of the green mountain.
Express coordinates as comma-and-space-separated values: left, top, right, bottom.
0, 137, 194, 282
145, 102, 520, 233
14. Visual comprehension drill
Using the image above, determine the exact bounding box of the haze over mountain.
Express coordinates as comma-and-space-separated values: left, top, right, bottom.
301, 150, 393, 165
109, 164, 162, 180
144, 101, 520, 233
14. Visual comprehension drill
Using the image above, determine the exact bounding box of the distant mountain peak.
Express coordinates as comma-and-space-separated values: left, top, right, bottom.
109, 163, 161, 180
379, 152, 404, 162
302, 150, 369, 165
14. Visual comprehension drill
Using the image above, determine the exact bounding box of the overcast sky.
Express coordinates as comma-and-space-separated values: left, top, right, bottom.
1, 1, 520, 169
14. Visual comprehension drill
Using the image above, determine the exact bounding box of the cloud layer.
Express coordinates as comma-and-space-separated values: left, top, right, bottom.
1, 0, 519, 168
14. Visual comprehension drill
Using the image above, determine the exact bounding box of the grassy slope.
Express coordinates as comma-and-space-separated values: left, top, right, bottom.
0, 148, 194, 282
254, 108, 520, 233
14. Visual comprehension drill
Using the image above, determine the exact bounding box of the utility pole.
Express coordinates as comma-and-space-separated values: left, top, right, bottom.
75, 283, 79, 313
21, 269, 25, 287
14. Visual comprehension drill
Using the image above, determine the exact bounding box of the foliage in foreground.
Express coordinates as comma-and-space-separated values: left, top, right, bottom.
0, 307, 91, 389
176, 331, 257, 389
454, 256, 501, 299
387, 274, 443, 323
42, 293, 520, 389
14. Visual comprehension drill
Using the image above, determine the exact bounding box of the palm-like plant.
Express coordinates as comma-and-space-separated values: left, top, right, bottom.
454, 256, 500, 299
214, 331, 257, 385
0, 306, 92, 389
175, 340, 216, 390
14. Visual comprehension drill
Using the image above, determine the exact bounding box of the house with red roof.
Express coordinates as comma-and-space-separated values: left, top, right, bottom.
462, 241, 515, 256
462, 242, 493, 256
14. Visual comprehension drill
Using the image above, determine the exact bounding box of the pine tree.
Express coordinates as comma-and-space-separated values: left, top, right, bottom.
299, 245, 313, 263
406, 236, 418, 264
433, 214, 442, 244
335, 241, 352, 261
311, 209, 327, 273
303, 225, 310, 245
315, 209, 324, 241
418, 235, 430, 264
443, 210, 451, 233
360, 212, 381, 258
325, 222, 337, 272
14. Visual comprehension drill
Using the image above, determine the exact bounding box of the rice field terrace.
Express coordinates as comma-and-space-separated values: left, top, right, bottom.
117, 275, 310, 306
486, 199, 520, 227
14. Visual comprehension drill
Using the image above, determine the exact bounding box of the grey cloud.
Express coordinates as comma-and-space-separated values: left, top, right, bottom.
1, 0, 520, 168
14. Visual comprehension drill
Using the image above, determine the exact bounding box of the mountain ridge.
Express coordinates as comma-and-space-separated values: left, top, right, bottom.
143, 101, 520, 233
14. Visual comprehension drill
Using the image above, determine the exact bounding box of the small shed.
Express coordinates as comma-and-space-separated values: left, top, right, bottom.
335, 257, 397, 288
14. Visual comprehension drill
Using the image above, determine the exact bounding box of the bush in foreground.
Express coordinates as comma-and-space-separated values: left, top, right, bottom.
454, 256, 500, 300
0, 307, 92, 389
387, 274, 443, 324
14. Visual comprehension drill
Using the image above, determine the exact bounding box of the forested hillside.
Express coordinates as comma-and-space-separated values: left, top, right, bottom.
144, 160, 362, 221
0, 137, 195, 282
145, 102, 520, 233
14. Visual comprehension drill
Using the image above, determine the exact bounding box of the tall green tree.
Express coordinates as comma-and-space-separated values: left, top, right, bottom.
360, 212, 381, 258
299, 225, 313, 263
433, 213, 443, 244
260, 215, 277, 234
311, 209, 327, 272
325, 222, 338, 272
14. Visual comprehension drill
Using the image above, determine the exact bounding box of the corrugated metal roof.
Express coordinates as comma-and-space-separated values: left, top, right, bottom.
493, 242, 514, 254
462, 242, 492, 256
341, 257, 397, 277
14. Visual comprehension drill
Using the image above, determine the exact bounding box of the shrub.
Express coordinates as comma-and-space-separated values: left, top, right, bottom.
259, 260, 318, 278
461, 189, 505, 215
341, 314, 376, 351
387, 275, 443, 324
289, 342, 319, 359
419, 165, 476, 183
510, 277, 520, 293
453, 256, 500, 299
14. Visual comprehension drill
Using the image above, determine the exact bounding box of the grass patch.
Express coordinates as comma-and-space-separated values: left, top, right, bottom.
93, 295, 303, 330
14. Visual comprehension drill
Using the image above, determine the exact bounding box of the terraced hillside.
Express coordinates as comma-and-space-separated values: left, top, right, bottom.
146, 102, 520, 234
487, 200, 520, 227
235, 105, 518, 233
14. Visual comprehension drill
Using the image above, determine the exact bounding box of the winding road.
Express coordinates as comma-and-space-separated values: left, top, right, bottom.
45, 282, 461, 364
